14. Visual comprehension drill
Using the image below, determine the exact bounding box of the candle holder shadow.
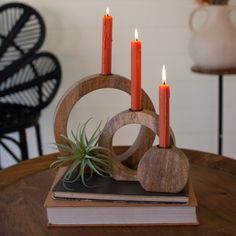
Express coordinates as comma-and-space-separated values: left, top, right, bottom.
99, 109, 189, 193
54, 74, 156, 166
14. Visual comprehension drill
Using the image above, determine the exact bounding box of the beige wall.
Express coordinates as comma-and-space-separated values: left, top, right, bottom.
2, 0, 236, 167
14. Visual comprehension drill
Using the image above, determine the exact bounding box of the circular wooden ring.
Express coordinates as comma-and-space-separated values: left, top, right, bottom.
53, 74, 156, 162
98, 109, 176, 181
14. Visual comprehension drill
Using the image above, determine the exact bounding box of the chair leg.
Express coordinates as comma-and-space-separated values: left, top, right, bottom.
0, 139, 21, 163
19, 130, 29, 161
0, 144, 2, 170
35, 123, 43, 156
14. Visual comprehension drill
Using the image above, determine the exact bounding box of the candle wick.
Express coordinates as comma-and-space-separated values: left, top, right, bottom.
163, 81, 166, 85
135, 38, 138, 42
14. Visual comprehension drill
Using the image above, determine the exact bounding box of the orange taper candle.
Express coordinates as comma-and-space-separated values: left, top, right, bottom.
131, 28, 141, 111
101, 7, 113, 75
159, 65, 170, 148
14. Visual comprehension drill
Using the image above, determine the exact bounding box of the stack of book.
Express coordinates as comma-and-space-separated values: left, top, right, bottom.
44, 167, 198, 226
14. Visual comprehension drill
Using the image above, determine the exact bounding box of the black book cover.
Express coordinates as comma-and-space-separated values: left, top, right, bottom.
52, 170, 189, 204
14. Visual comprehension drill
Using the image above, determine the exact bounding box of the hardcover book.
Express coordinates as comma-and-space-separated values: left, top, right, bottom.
44, 167, 198, 226
52, 168, 189, 204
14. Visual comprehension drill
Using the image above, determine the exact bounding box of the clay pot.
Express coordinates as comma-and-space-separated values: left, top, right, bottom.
189, 5, 236, 69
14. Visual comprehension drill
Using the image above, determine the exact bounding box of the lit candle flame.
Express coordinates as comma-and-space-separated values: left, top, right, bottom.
106, 7, 109, 16
135, 28, 139, 41
162, 65, 166, 85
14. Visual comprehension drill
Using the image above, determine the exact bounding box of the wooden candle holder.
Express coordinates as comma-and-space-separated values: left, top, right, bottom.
99, 109, 189, 193
137, 145, 189, 193
54, 74, 156, 165
53, 73, 189, 193
99, 109, 176, 167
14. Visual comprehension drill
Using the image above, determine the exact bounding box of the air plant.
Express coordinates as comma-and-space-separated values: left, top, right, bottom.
50, 119, 113, 187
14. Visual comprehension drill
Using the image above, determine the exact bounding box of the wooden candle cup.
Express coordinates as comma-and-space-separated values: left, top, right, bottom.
137, 145, 189, 193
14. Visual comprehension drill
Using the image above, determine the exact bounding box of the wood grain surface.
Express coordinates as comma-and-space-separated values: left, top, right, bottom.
53, 74, 156, 165
99, 109, 175, 167
98, 109, 185, 192
0, 147, 236, 236
137, 146, 189, 193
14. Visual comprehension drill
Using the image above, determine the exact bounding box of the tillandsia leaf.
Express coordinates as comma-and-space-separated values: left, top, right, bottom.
50, 118, 113, 187
78, 129, 86, 151
64, 159, 82, 181
87, 167, 94, 181
71, 130, 80, 147
67, 166, 82, 182
63, 168, 83, 184
88, 129, 101, 147
90, 162, 110, 173
92, 159, 111, 170
53, 143, 74, 153
96, 162, 111, 171
49, 156, 76, 168
85, 154, 109, 162
86, 120, 103, 147
95, 152, 112, 159
74, 149, 85, 158
86, 134, 100, 149
57, 155, 78, 161
80, 160, 88, 186
91, 162, 110, 175
86, 159, 109, 177
90, 158, 112, 168
94, 152, 113, 159
79, 119, 91, 147
86, 159, 104, 176
60, 134, 78, 151
85, 155, 111, 168
50, 159, 69, 169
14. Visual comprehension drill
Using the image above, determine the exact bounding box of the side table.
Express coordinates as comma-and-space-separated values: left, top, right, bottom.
191, 66, 236, 155
1, 148, 236, 235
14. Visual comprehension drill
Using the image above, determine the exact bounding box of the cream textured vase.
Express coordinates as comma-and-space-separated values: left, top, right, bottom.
189, 5, 236, 70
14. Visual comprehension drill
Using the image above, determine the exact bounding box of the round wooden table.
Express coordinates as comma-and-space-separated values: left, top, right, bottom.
0, 148, 236, 236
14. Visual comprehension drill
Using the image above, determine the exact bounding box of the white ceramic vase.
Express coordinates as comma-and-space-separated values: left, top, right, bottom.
189, 5, 236, 70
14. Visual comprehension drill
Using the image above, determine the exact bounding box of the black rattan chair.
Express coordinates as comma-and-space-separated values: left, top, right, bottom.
0, 3, 61, 167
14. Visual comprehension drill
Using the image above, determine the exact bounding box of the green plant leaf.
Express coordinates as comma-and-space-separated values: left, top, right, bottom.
86, 159, 108, 177
50, 158, 72, 169
80, 118, 92, 148
57, 155, 76, 161
80, 160, 88, 186
64, 159, 82, 181
60, 134, 77, 151
53, 143, 74, 153
71, 130, 80, 147
63, 168, 82, 184
85, 155, 110, 168
86, 120, 103, 147
50, 118, 112, 187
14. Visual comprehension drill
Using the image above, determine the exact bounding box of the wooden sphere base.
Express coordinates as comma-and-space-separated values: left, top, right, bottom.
137, 146, 189, 193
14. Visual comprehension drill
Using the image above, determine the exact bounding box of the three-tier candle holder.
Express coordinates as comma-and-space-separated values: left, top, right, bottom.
54, 74, 189, 193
